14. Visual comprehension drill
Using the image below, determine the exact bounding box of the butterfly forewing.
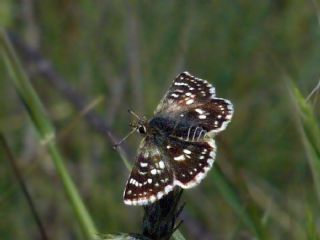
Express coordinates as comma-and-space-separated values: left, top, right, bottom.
154, 72, 216, 114
123, 137, 174, 205
154, 72, 233, 136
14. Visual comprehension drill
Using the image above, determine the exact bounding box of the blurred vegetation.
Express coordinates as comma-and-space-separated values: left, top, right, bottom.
1, 0, 320, 239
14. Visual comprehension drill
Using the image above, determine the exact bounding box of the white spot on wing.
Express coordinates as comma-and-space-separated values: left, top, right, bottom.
174, 155, 185, 161
150, 195, 156, 202
195, 108, 204, 114
159, 161, 165, 169
157, 191, 164, 199
186, 99, 194, 105
140, 162, 148, 167
183, 149, 191, 155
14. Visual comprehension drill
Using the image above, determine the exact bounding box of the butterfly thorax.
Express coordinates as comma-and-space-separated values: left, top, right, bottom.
148, 117, 175, 135
148, 116, 208, 142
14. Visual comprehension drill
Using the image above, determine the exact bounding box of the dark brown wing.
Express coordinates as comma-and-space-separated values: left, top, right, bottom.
154, 72, 216, 114
163, 137, 216, 188
123, 137, 174, 205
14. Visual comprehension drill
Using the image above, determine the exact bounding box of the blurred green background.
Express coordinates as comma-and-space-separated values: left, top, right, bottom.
1, 0, 320, 239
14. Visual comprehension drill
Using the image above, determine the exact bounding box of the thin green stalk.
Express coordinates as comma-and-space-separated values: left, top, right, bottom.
289, 81, 320, 203
0, 29, 97, 239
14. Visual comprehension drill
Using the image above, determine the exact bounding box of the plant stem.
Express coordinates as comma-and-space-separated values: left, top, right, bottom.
0, 29, 97, 239
0, 134, 49, 240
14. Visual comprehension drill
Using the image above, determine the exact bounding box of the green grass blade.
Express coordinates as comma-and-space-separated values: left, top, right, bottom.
0, 29, 97, 239
0, 32, 54, 143
289, 82, 320, 203
212, 166, 264, 239
306, 209, 320, 240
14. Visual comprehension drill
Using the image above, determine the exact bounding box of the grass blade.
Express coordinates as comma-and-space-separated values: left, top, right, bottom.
0, 29, 97, 239
306, 209, 320, 240
289, 82, 320, 203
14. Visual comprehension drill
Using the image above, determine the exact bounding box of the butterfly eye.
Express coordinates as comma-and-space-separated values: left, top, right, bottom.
138, 125, 146, 134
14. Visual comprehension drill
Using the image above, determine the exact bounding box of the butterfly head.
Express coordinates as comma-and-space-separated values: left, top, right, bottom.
113, 110, 147, 149
129, 119, 147, 135
137, 122, 147, 134
127, 109, 148, 135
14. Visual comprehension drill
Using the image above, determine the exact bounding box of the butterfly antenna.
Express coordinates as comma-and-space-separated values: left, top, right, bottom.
113, 128, 136, 150
128, 109, 142, 120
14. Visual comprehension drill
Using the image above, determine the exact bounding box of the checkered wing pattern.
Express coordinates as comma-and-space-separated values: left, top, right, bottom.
123, 137, 174, 206
155, 72, 233, 135
123, 136, 216, 205
165, 137, 216, 188
155, 72, 216, 113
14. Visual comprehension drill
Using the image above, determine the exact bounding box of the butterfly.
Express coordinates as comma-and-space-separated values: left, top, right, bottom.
122, 72, 233, 205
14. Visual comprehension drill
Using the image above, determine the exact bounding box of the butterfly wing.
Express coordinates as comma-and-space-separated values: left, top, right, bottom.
147, 72, 231, 190
154, 72, 216, 114
173, 98, 233, 137
123, 136, 174, 205
163, 137, 216, 188
124, 136, 216, 205
153, 72, 233, 136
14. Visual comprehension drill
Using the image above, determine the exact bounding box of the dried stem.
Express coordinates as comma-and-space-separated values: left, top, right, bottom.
0, 134, 49, 240
142, 189, 184, 240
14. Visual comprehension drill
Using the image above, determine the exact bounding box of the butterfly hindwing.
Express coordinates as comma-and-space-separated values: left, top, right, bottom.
163, 137, 216, 188
175, 97, 233, 136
